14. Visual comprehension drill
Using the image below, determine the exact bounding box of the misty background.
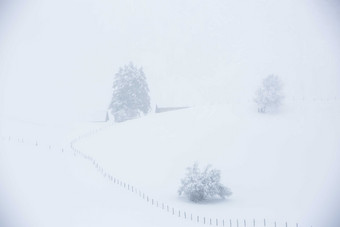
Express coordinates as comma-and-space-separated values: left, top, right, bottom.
1, 1, 340, 227
0, 0, 340, 126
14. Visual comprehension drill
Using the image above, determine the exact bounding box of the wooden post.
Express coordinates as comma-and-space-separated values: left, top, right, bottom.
172, 208, 174, 215
184, 212, 186, 219
264, 219, 266, 227
230, 219, 232, 227
244, 219, 246, 227
197, 216, 199, 223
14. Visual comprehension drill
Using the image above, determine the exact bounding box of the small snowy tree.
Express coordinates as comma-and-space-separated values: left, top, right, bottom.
254, 75, 283, 113
178, 163, 232, 203
109, 62, 151, 122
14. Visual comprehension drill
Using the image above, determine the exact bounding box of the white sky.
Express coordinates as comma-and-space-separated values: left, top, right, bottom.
0, 0, 340, 124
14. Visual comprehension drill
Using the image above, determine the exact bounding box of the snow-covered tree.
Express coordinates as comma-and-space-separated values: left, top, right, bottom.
109, 62, 151, 122
178, 163, 232, 203
254, 75, 283, 113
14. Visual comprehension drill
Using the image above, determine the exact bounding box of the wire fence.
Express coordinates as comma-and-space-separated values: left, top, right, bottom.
1, 124, 313, 227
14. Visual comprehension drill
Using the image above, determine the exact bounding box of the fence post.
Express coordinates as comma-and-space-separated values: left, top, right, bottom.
184, 212, 186, 219
230, 219, 232, 227
204, 217, 206, 224
264, 219, 266, 227
237, 219, 239, 227
216, 218, 218, 226
172, 208, 174, 215
244, 219, 246, 227
197, 216, 199, 223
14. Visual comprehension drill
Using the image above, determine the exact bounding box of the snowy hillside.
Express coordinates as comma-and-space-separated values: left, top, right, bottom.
1, 0, 340, 227
1, 100, 339, 227
1, 0, 340, 122
74, 101, 340, 227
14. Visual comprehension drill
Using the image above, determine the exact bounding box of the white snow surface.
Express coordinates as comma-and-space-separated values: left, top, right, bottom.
1, 101, 340, 227
74, 101, 340, 227
1, 0, 340, 226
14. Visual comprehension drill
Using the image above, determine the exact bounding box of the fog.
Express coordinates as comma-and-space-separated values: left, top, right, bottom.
0, 1, 340, 226
0, 0, 340, 125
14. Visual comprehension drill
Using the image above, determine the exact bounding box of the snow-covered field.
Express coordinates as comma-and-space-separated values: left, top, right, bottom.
1, 0, 340, 226
2, 99, 339, 227
0, 132, 194, 227
73, 100, 340, 227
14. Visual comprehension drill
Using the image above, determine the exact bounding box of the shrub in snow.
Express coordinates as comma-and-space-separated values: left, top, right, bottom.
178, 163, 232, 203
254, 74, 283, 113
109, 62, 151, 122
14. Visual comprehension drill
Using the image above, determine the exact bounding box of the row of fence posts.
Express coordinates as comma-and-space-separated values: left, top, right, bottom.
3, 135, 66, 154
2, 127, 310, 227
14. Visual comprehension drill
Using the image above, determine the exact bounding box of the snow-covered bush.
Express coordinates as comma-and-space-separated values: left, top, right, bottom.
109, 62, 151, 122
254, 75, 283, 113
178, 163, 232, 203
